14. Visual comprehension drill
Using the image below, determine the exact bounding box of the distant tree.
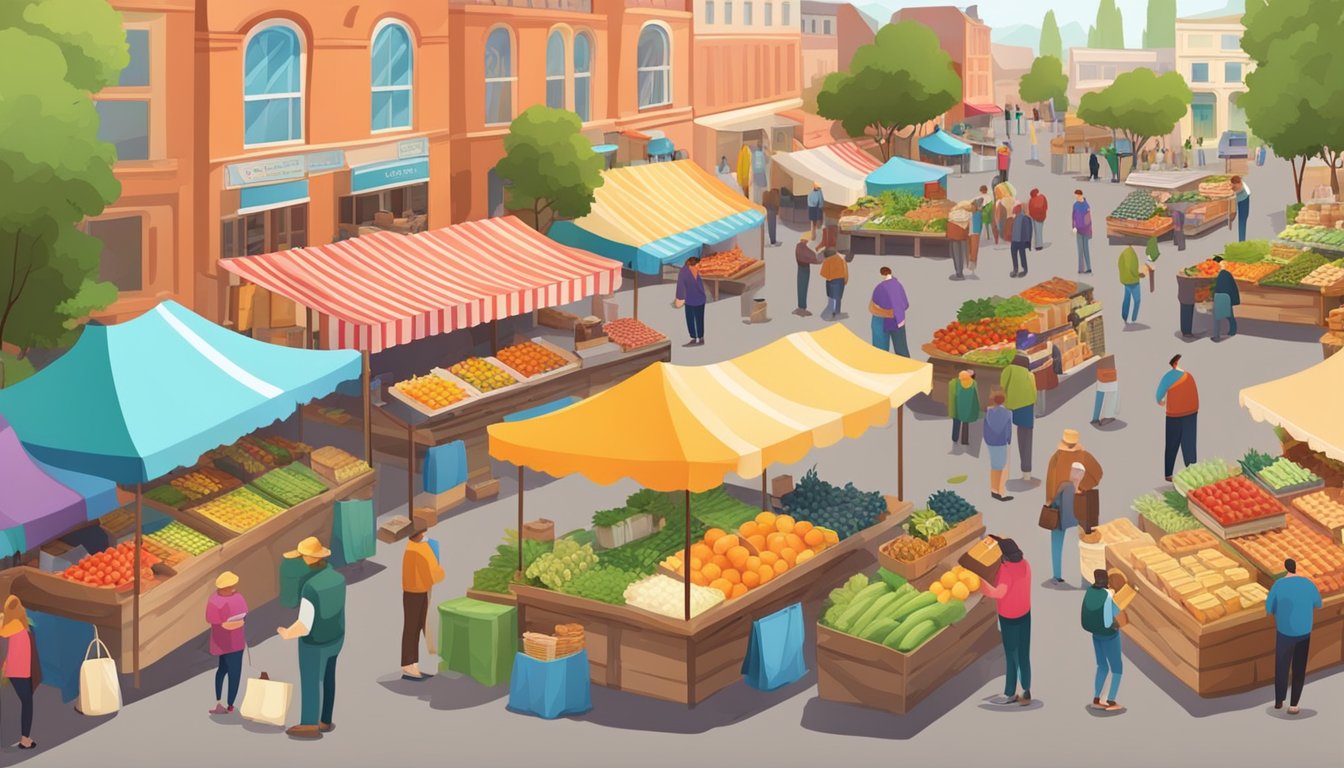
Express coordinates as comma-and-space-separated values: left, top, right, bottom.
1040, 11, 1063, 61
1019, 56, 1070, 117
1088, 0, 1125, 50
0, 0, 126, 361
1078, 68, 1191, 176
1142, 0, 1177, 48
495, 106, 605, 234
816, 21, 961, 161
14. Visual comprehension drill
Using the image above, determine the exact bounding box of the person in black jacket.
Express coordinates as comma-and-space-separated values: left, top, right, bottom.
1211, 256, 1241, 340
1088, 152, 1100, 182
1010, 202, 1033, 278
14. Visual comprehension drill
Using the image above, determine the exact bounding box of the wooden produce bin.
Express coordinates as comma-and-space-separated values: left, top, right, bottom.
513, 511, 907, 705
10, 472, 375, 671
839, 227, 948, 259
922, 346, 1011, 407
1106, 216, 1174, 242
816, 596, 999, 714
1106, 537, 1344, 697
700, 260, 766, 302
1178, 274, 1344, 328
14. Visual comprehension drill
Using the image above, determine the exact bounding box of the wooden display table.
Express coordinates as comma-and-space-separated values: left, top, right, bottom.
701, 260, 766, 301
513, 509, 909, 705
839, 228, 949, 259
8, 471, 375, 671
1177, 274, 1344, 327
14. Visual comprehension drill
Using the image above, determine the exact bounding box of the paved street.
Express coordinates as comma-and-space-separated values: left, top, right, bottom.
7, 137, 1338, 768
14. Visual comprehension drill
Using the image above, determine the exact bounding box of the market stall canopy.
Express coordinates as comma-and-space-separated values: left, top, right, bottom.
1240, 352, 1344, 463
865, 156, 951, 197
0, 415, 120, 558
548, 160, 765, 275
692, 99, 803, 132
0, 301, 361, 484
770, 142, 882, 207
919, 129, 972, 157
219, 216, 622, 353
488, 325, 932, 492
1124, 170, 1211, 190
963, 102, 1000, 118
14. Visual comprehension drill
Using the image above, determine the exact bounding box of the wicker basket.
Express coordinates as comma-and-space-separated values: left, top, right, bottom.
523, 632, 560, 661
523, 624, 586, 661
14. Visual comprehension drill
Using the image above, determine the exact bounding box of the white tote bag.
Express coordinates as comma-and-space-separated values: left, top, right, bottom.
78, 633, 122, 716
239, 648, 293, 727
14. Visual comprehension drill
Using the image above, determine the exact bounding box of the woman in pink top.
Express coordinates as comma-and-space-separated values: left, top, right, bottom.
2, 595, 37, 749
980, 536, 1033, 705
206, 571, 248, 715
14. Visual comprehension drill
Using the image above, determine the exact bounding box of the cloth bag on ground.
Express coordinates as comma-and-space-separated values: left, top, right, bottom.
239, 649, 293, 728
741, 603, 807, 691
78, 633, 122, 716
333, 498, 376, 566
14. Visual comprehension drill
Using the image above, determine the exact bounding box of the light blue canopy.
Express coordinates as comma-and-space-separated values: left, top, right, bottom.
865, 156, 951, 197
0, 301, 361, 484
919, 129, 972, 157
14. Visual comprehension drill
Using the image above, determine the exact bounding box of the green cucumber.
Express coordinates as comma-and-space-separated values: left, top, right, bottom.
850, 591, 903, 636
894, 601, 947, 632
876, 567, 908, 592
860, 617, 901, 643
897, 620, 940, 652
890, 591, 938, 621
935, 598, 967, 627
882, 586, 922, 617
835, 584, 890, 631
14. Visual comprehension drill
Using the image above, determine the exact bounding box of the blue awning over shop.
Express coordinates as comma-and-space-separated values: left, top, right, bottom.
351, 157, 430, 194
865, 157, 951, 197
647, 138, 675, 157
919, 129, 972, 157
239, 179, 310, 214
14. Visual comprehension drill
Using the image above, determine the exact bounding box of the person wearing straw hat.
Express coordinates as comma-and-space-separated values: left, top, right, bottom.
277, 536, 346, 739
206, 571, 248, 715
402, 523, 446, 681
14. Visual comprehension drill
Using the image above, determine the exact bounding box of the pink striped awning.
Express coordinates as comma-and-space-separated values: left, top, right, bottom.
218, 216, 623, 353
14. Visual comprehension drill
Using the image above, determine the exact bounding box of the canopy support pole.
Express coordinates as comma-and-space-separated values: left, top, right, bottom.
407, 421, 415, 520
491, 320, 499, 356
362, 349, 372, 465
759, 222, 766, 261
897, 405, 905, 501
133, 483, 142, 688
684, 490, 691, 622
761, 472, 768, 510
632, 270, 640, 320
516, 466, 525, 578
305, 308, 314, 350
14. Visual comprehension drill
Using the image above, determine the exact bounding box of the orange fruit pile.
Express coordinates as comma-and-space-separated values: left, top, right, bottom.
496, 342, 569, 378
662, 512, 838, 601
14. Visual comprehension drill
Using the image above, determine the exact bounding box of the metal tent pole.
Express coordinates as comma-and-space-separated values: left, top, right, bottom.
633, 270, 639, 320
761, 472, 768, 509
684, 490, 691, 621
133, 483, 142, 688
897, 405, 905, 500
516, 466, 525, 577
407, 422, 415, 519
362, 349, 372, 465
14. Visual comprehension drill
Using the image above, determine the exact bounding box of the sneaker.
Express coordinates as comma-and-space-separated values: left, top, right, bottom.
1000, 494, 1014, 502
319, 722, 335, 733
792, 308, 808, 317
1103, 701, 1123, 711
209, 704, 229, 715
1287, 706, 1301, 715
286, 725, 322, 739
1090, 697, 1105, 710
1019, 691, 1032, 705
1009, 271, 1019, 278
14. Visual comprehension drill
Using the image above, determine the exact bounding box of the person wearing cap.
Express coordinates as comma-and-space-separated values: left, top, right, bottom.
1267, 558, 1322, 715
277, 536, 346, 739
206, 571, 248, 715
981, 536, 1033, 705
999, 354, 1037, 482
1156, 354, 1199, 482
1082, 568, 1124, 711
1045, 430, 1103, 581
1211, 256, 1240, 340
402, 523, 446, 680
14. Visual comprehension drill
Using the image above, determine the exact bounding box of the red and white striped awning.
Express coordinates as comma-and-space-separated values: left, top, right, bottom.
218, 216, 623, 353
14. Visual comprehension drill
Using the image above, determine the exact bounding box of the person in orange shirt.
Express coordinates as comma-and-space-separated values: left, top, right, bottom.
1156, 354, 1199, 482
819, 247, 849, 320
401, 522, 446, 680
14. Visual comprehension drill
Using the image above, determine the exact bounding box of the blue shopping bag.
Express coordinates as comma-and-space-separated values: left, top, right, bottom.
741, 603, 808, 692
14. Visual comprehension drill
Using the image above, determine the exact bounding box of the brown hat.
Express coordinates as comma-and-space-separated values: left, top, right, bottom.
1058, 428, 1081, 450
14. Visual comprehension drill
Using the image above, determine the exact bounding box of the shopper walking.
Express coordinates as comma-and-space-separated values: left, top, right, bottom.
277, 537, 347, 739
981, 536, 1033, 705
674, 256, 707, 346
1083, 569, 1125, 711
869, 266, 910, 356
1091, 356, 1120, 426
1010, 202, 1032, 278
947, 369, 981, 448
1003, 103, 1012, 136
1118, 245, 1149, 324
819, 247, 849, 320
401, 523, 445, 680
1177, 272, 1202, 338
794, 234, 822, 317
1000, 354, 1037, 482
1088, 152, 1100, 182
1232, 176, 1251, 242
997, 143, 1012, 183
981, 186, 1000, 246
762, 187, 781, 246
984, 393, 1014, 501
1267, 559, 1323, 715
206, 571, 248, 715
1015, 104, 1024, 135
969, 186, 988, 271
1027, 189, 1048, 250
1, 595, 38, 750
806, 183, 825, 239
1211, 256, 1241, 340
1197, 136, 1206, 167
1072, 190, 1093, 273
1156, 354, 1199, 482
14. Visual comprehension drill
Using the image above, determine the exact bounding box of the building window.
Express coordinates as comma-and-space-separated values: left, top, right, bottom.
764, 3, 773, 25
88, 215, 144, 292
823, 18, 831, 35
339, 184, 427, 229
744, 2, 753, 24
782, 3, 791, 26
484, 27, 515, 125
371, 22, 413, 132
1224, 61, 1242, 83
705, 1, 714, 24
1190, 62, 1209, 83
94, 27, 151, 161
222, 207, 308, 258
1101, 65, 1117, 81
810, 19, 816, 33
1187, 34, 1212, 49
546, 30, 566, 110
1078, 63, 1100, 81
244, 24, 303, 146
637, 25, 671, 109
724, 1, 733, 24
574, 32, 593, 122
1221, 33, 1241, 50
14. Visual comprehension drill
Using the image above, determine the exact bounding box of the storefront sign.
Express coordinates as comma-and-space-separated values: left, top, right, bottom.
306, 150, 346, 173
238, 179, 311, 214
226, 155, 306, 187
397, 137, 429, 159
351, 158, 430, 194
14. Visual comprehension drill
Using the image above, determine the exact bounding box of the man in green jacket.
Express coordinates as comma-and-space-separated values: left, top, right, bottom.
1118, 246, 1148, 325
277, 536, 347, 739
947, 369, 981, 448
1000, 354, 1037, 481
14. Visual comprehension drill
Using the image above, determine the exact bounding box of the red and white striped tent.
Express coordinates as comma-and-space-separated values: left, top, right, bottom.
219, 216, 623, 353
769, 142, 883, 207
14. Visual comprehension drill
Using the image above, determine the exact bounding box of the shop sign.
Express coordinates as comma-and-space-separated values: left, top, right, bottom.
307, 150, 346, 173
397, 137, 429, 159
226, 155, 306, 187
351, 158, 431, 194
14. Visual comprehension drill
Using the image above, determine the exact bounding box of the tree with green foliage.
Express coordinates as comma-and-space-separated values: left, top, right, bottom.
1078, 68, 1191, 176
1142, 0, 1177, 48
1241, 0, 1344, 199
0, 0, 126, 366
1019, 56, 1070, 117
817, 22, 961, 161
1040, 11, 1063, 61
495, 106, 605, 234
1087, 0, 1125, 50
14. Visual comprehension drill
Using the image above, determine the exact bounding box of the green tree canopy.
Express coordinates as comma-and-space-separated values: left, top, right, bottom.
817, 21, 962, 161
1078, 68, 1191, 175
1088, 0, 1125, 49
1143, 0, 1177, 49
1040, 11, 1062, 61
495, 105, 605, 234
0, 4, 124, 357
1019, 56, 1069, 114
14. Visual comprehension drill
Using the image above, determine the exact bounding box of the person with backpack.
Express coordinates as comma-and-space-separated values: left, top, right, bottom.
1082, 569, 1125, 711
2, 595, 39, 749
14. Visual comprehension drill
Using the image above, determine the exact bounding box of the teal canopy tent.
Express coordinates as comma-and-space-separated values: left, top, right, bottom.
919, 128, 972, 158
865, 156, 952, 197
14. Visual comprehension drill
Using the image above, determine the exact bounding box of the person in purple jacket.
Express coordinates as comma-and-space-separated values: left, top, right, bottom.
206, 571, 248, 715
673, 255, 707, 346
1071, 189, 1093, 274
868, 266, 910, 356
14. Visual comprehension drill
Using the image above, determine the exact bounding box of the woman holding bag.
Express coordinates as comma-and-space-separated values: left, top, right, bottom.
2, 595, 38, 749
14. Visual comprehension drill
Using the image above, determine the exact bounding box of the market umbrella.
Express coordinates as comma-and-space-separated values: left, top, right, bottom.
1240, 352, 1344, 463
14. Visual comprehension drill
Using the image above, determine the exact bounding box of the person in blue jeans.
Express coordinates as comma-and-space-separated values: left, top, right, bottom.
1048, 462, 1085, 584
1232, 176, 1250, 242
674, 256, 707, 346
1266, 558, 1323, 715
868, 266, 910, 355
983, 393, 1014, 501
1117, 245, 1147, 324
1082, 569, 1124, 711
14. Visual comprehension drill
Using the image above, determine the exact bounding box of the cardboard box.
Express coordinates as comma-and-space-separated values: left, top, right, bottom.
467, 478, 501, 501
522, 519, 555, 542
958, 537, 1003, 583
537, 307, 580, 331
1113, 583, 1137, 611
412, 507, 438, 532
771, 474, 795, 499
415, 484, 466, 514
377, 515, 413, 543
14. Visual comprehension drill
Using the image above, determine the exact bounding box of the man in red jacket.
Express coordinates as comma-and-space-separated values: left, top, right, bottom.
1156, 354, 1199, 482
1027, 189, 1048, 250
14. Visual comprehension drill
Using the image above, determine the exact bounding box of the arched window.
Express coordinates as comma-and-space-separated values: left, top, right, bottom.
243, 24, 303, 146
636, 25, 671, 109
546, 30, 566, 110
574, 33, 593, 122
371, 21, 413, 132
484, 27, 515, 125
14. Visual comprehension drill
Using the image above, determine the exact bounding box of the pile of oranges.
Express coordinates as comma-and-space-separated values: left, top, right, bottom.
662, 512, 839, 601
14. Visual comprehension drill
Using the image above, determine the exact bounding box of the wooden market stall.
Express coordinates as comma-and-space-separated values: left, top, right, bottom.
1174, 238, 1344, 329
486, 325, 933, 704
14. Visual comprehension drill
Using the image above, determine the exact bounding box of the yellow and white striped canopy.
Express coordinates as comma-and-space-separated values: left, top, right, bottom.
488, 325, 932, 492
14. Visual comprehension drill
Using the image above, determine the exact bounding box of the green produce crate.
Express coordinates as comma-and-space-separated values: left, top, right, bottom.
438, 597, 518, 687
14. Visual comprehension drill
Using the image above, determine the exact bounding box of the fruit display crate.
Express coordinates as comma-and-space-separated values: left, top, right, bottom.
499, 337, 581, 383
1293, 488, 1344, 545
1172, 460, 1241, 497
877, 514, 985, 581
1247, 468, 1325, 499
444, 357, 529, 401
385, 369, 485, 419
1185, 494, 1287, 540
